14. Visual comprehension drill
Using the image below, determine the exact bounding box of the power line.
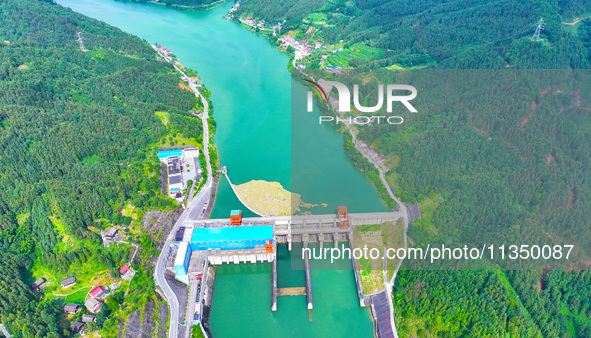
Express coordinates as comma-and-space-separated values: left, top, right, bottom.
532, 18, 544, 41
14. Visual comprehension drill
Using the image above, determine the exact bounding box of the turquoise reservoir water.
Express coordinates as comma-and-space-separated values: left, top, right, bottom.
209, 243, 374, 337
56, 0, 387, 217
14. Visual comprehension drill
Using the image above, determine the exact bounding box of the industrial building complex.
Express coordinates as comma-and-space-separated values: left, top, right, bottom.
157, 147, 201, 201
163, 206, 401, 336
167, 207, 374, 285
168, 210, 275, 279
164, 209, 276, 326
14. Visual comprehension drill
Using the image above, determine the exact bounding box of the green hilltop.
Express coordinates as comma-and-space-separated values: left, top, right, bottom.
0, 0, 203, 336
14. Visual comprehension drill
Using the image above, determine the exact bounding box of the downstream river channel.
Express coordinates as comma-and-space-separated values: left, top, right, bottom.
56, 1, 386, 336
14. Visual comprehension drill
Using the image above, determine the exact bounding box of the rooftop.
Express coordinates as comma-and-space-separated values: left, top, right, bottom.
30, 278, 45, 289
157, 149, 183, 159
191, 226, 273, 243
105, 227, 118, 237
64, 303, 80, 313
230, 210, 241, 216
119, 264, 130, 275
168, 157, 181, 175
175, 227, 186, 242
81, 315, 96, 323
169, 174, 182, 185
174, 242, 190, 267
85, 298, 101, 312
61, 276, 76, 285
89, 286, 106, 297
70, 321, 85, 333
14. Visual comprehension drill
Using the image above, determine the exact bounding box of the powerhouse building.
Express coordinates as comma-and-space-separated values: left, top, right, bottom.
190, 226, 273, 251
174, 242, 192, 284
192, 225, 274, 265
173, 225, 275, 281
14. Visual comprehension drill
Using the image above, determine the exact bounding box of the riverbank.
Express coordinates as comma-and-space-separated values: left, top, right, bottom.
124, 0, 231, 11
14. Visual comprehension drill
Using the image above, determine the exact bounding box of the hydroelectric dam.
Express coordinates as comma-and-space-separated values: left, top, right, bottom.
162, 207, 403, 338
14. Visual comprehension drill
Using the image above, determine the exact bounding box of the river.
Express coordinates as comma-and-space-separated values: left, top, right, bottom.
55, 0, 384, 336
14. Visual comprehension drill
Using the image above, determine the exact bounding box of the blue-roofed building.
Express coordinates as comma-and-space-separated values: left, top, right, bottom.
191, 226, 273, 251
174, 242, 192, 280
157, 149, 183, 161
157, 147, 201, 201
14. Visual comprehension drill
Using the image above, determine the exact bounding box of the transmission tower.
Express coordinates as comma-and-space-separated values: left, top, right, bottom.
532, 18, 544, 41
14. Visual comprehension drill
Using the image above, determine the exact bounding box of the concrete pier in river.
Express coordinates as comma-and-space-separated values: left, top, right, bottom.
271, 248, 278, 311
303, 242, 313, 310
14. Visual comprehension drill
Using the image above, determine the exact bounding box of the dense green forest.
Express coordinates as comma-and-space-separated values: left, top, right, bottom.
315, 69, 591, 268
394, 269, 591, 337
393, 270, 541, 336
368, 68, 591, 336
303, 57, 591, 337
237, 0, 591, 69
0, 0, 202, 336
270, 0, 591, 337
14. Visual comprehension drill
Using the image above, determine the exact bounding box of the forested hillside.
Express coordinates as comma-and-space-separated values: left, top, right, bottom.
237, 0, 591, 69
0, 0, 201, 336
269, 0, 591, 337
362, 68, 591, 336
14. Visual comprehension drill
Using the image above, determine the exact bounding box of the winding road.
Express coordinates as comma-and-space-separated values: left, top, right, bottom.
344, 123, 408, 338
152, 45, 213, 338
